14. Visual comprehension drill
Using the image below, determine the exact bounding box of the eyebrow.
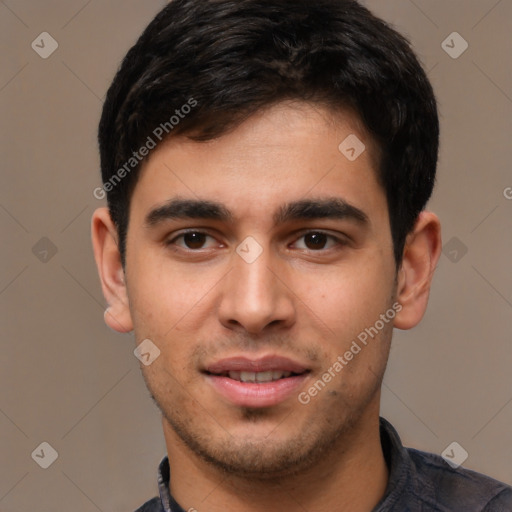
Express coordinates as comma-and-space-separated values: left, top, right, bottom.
144, 197, 369, 228
274, 198, 368, 226
145, 198, 233, 227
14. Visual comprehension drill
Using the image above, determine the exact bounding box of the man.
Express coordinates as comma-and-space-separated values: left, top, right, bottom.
91, 0, 512, 510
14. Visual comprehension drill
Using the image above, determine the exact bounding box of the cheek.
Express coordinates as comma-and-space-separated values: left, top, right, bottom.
126, 254, 203, 330
126, 270, 213, 371
305, 261, 393, 333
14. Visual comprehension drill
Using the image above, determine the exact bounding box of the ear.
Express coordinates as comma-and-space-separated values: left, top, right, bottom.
394, 211, 442, 330
91, 207, 133, 333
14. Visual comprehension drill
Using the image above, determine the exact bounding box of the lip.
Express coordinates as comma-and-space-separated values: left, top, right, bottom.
205, 355, 309, 374
203, 355, 310, 408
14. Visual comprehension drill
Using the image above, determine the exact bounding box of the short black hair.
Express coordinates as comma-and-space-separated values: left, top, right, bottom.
98, 0, 439, 269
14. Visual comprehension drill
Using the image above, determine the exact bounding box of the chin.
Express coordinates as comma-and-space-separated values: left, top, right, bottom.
163, 405, 350, 479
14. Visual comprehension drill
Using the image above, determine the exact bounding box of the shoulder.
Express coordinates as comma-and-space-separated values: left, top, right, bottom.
407, 447, 512, 511
133, 496, 164, 512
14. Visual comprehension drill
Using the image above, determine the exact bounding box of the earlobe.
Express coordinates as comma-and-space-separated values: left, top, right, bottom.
394, 211, 442, 330
91, 207, 133, 333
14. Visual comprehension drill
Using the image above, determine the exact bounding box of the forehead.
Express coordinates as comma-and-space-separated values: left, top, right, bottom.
130, 101, 386, 227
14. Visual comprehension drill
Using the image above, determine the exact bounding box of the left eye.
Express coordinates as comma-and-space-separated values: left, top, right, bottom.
168, 231, 218, 250
293, 232, 342, 251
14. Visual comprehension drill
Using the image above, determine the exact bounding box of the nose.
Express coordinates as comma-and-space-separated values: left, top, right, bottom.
217, 243, 296, 335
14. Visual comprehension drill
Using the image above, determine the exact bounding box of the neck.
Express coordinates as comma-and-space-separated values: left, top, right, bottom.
163, 406, 388, 512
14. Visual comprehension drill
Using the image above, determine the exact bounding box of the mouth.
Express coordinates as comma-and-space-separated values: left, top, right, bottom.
203, 356, 311, 408
215, 370, 300, 383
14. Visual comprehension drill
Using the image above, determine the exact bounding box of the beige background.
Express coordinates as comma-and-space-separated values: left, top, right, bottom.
1, 1, 511, 510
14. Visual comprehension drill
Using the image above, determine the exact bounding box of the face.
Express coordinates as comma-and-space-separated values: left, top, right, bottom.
120, 101, 399, 476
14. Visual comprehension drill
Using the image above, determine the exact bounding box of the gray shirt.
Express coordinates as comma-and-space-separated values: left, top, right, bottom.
135, 417, 512, 511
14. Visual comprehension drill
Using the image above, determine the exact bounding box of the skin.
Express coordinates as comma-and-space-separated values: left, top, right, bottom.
92, 101, 441, 511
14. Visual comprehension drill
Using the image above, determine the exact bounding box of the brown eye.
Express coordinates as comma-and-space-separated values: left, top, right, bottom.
294, 231, 342, 251
167, 231, 217, 250
305, 233, 328, 250
182, 232, 208, 249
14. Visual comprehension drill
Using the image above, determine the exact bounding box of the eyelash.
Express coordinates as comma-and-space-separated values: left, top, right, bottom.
165, 229, 348, 253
